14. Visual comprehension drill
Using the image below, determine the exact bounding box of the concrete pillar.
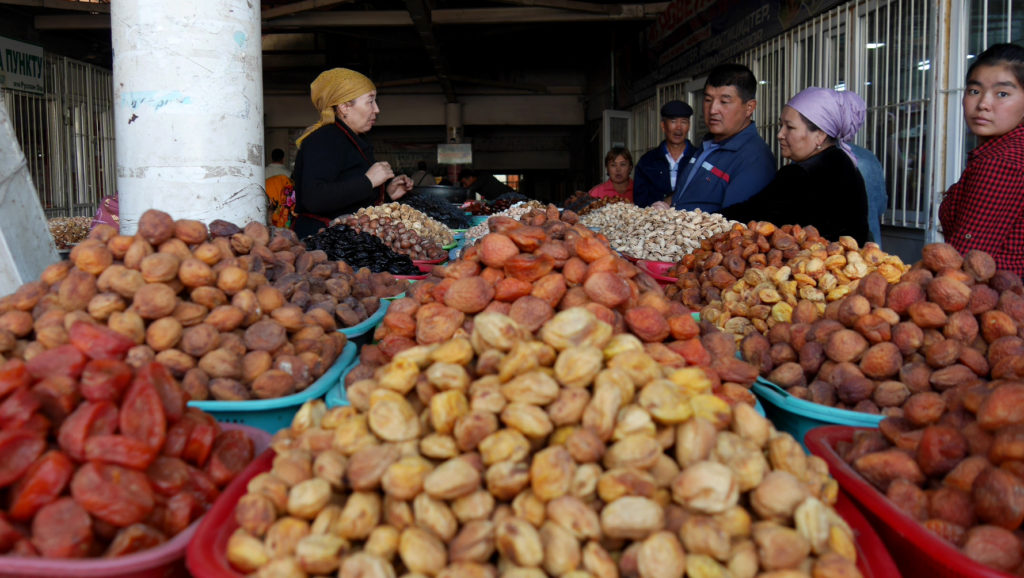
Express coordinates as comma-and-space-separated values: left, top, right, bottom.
111, 0, 265, 235
0, 99, 58, 296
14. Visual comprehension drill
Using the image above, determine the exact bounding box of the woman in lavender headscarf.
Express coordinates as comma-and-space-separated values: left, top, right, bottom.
720, 87, 870, 244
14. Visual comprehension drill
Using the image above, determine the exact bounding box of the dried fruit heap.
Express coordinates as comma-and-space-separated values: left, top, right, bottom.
227, 309, 860, 577
738, 243, 1024, 417
0, 210, 381, 402
0, 324, 254, 558
840, 376, 1024, 573
666, 221, 908, 339
354, 205, 760, 401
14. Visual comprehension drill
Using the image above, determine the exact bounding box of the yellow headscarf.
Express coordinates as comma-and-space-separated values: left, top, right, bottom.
295, 68, 376, 147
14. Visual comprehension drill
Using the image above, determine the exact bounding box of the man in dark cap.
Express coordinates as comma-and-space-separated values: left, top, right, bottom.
633, 100, 697, 207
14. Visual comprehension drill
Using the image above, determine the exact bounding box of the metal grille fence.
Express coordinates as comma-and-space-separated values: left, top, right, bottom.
1, 54, 115, 218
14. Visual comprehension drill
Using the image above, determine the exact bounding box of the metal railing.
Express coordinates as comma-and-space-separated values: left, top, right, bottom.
1, 54, 115, 219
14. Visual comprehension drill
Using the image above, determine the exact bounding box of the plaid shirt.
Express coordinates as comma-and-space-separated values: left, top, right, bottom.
939, 124, 1024, 276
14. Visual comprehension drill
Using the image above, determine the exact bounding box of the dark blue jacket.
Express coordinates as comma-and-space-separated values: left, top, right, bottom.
671, 122, 776, 212
633, 140, 696, 208
849, 144, 888, 245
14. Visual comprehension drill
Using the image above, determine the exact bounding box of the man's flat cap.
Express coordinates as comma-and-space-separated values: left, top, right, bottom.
660, 100, 693, 118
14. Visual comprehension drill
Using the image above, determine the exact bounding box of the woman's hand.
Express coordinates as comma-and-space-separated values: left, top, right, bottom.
650, 201, 671, 210
366, 161, 395, 188
386, 175, 414, 201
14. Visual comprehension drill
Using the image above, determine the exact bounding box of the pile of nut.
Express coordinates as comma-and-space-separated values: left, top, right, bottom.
574, 195, 630, 217
0, 210, 397, 402
666, 222, 908, 339
352, 203, 454, 248
738, 243, 1024, 417
226, 309, 860, 577
580, 205, 736, 262
335, 214, 447, 261
463, 201, 492, 216
839, 378, 1024, 573
48, 216, 93, 250
463, 201, 544, 244
561, 190, 599, 215
356, 205, 761, 403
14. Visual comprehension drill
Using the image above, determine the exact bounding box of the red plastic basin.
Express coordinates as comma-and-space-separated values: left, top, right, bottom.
636, 259, 679, 285
186, 449, 277, 578
0, 424, 272, 578
187, 442, 898, 578
806, 425, 1015, 578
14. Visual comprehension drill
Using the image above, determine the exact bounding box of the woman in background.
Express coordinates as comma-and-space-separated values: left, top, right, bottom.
720, 87, 870, 244
588, 147, 634, 203
290, 68, 412, 238
939, 43, 1024, 276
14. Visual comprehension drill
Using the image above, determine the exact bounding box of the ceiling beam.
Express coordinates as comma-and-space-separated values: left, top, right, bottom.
265, 5, 665, 27
0, 0, 108, 12
403, 0, 456, 103
34, 4, 667, 30
489, 0, 618, 15
261, 0, 353, 20
34, 13, 108, 29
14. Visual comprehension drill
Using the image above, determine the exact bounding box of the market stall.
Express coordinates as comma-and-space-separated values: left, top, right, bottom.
2, 194, 1022, 577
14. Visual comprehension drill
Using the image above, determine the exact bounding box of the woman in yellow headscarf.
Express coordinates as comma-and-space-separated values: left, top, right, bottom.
290, 68, 413, 238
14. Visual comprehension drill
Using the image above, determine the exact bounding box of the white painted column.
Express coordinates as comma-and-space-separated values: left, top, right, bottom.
111, 0, 265, 234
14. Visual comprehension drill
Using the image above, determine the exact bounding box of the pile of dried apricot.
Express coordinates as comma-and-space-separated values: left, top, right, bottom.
666, 221, 907, 338
347, 205, 759, 401
741, 243, 1024, 417
226, 309, 859, 576
0, 210, 415, 401
0, 323, 254, 558
840, 378, 1024, 573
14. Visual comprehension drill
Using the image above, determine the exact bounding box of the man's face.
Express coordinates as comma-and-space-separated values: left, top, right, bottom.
660, 117, 691, 147
703, 84, 755, 142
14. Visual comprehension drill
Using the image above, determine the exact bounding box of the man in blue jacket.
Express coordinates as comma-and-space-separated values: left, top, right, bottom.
668, 63, 776, 213
634, 100, 697, 207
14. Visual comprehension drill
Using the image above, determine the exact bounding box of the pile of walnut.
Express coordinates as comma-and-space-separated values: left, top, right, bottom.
352, 203, 454, 248
335, 214, 447, 261
580, 205, 735, 263
739, 243, 1024, 417
840, 378, 1024, 574
48, 217, 92, 250
226, 308, 860, 577
666, 222, 908, 339
355, 204, 760, 399
0, 210, 411, 402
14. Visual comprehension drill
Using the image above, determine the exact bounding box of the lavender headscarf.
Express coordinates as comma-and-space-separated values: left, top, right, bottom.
786, 87, 866, 163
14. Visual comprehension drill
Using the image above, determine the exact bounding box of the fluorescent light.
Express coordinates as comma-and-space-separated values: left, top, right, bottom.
864, 81, 872, 86
967, 54, 976, 59
866, 42, 885, 49
758, 80, 768, 85
917, 59, 930, 71
834, 82, 846, 91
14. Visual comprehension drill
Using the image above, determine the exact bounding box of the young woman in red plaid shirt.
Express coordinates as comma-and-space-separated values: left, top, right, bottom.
939, 43, 1024, 276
